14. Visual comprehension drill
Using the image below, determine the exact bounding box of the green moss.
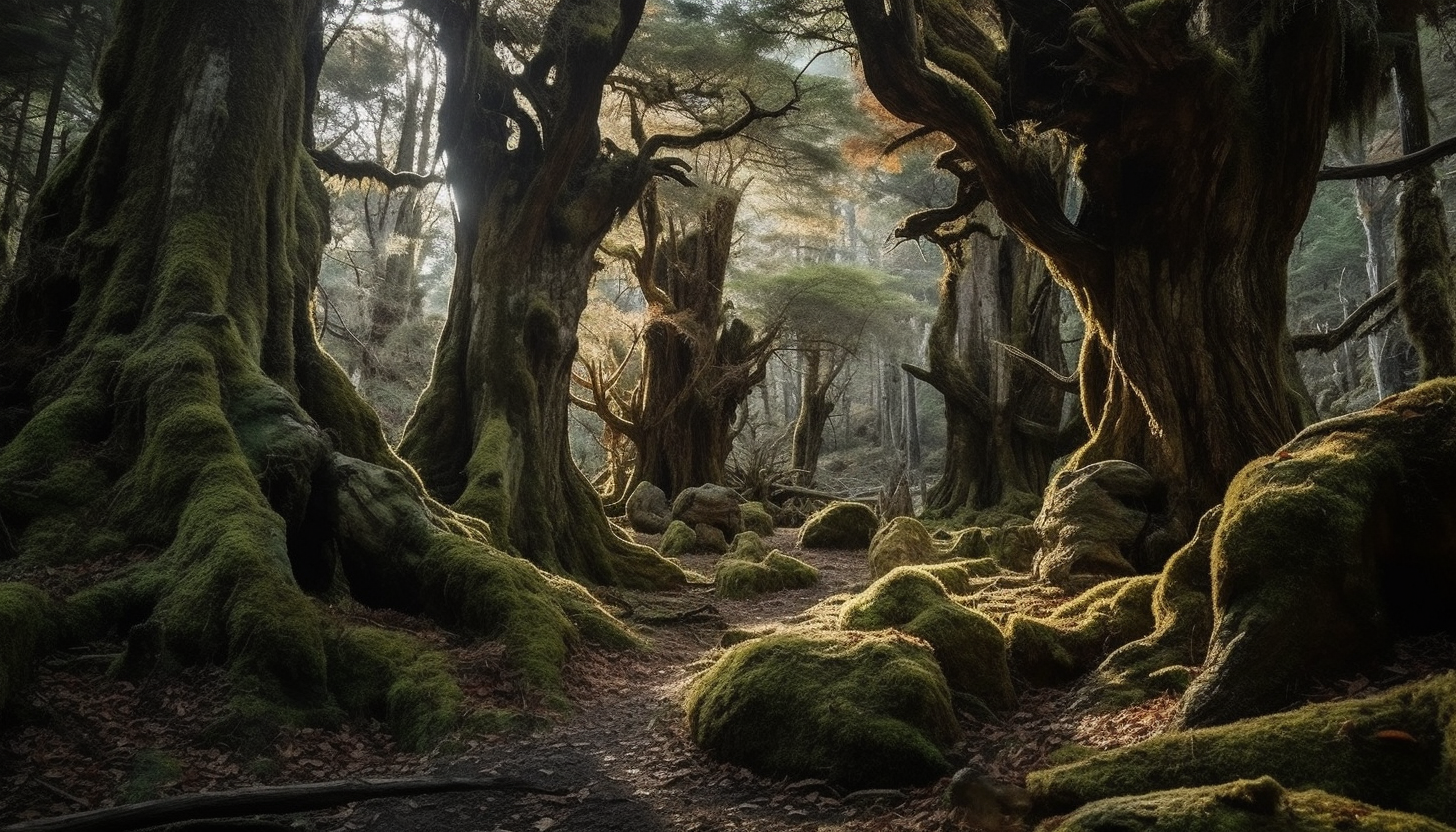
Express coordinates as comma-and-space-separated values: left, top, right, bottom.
840, 568, 1015, 710
1004, 576, 1158, 690
741, 501, 775, 535
715, 550, 819, 599
797, 501, 879, 549
723, 531, 770, 562
660, 520, 697, 557
915, 557, 1001, 594
1028, 673, 1456, 824
1046, 777, 1456, 832
685, 630, 960, 787
868, 516, 938, 578
942, 524, 1041, 571
122, 749, 183, 803
325, 626, 462, 752
0, 583, 58, 715
455, 416, 518, 538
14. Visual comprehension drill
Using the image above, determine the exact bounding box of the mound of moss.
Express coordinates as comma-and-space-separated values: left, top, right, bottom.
741, 502, 776, 536
715, 548, 819, 600
840, 568, 1015, 711
659, 520, 697, 558
869, 516, 938, 578
0, 583, 58, 715
942, 524, 1041, 571
798, 501, 879, 549
1003, 575, 1158, 689
1046, 777, 1456, 832
1179, 379, 1456, 728
685, 630, 959, 788
1027, 673, 1456, 824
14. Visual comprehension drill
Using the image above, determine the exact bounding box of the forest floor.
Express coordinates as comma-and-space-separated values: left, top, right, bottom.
4, 529, 1447, 832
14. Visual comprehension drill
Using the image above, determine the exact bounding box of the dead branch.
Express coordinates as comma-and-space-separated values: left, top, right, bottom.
307, 147, 443, 190
1, 777, 566, 832
995, 342, 1079, 393
1318, 133, 1456, 180
1290, 283, 1397, 353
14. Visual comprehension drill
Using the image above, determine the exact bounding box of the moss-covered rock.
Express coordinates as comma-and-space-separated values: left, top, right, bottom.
1180, 380, 1456, 728
840, 568, 1015, 711
914, 558, 1002, 595
625, 481, 672, 534
869, 516, 939, 578
1004, 575, 1158, 689
685, 630, 960, 787
694, 522, 729, 554
1032, 460, 1166, 584
723, 531, 770, 562
660, 520, 697, 558
944, 523, 1042, 571
741, 501, 776, 536
1041, 777, 1456, 832
798, 501, 879, 549
715, 550, 819, 600
671, 484, 743, 539
1027, 673, 1456, 825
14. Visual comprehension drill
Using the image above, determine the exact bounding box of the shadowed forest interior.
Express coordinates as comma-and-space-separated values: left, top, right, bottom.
5, 1, 1456, 831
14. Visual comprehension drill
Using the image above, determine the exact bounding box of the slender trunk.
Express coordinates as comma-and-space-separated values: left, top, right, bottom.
1391, 25, 1456, 379
1355, 177, 1394, 397
0, 88, 33, 272
790, 347, 833, 485
32, 0, 82, 190
904, 370, 920, 469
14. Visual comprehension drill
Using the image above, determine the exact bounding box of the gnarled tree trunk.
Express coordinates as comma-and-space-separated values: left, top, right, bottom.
0, 0, 627, 734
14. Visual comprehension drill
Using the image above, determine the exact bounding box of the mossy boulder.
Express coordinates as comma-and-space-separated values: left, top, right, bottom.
685, 630, 960, 788
944, 524, 1042, 571
1180, 380, 1456, 728
840, 568, 1015, 711
868, 516, 939, 578
1032, 460, 1168, 584
1004, 575, 1158, 690
798, 501, 879, 549
741, 501, 776, 536
1027, 673, 1456, 825
913, 558, 1001, 594
625, 481, 672, 534
724, 531, 771, 562
659, 520, 697, 558
694, 523, 729, 554
671, 484, 743, 539
1044, 777, 1456, 832
715, 551, 819, 600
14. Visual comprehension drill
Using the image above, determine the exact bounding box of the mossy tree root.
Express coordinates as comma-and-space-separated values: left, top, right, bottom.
0, 0, 634, 743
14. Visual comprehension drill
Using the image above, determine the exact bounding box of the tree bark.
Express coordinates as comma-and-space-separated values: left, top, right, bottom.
844, 0, 1352, 538
0, 0, 630, 730
789, 346, 840, 486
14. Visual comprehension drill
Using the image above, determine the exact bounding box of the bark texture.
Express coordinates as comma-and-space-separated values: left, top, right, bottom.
0, 0, 631, 739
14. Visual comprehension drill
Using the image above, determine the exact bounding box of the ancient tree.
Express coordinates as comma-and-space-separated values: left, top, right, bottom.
0, 0, 630, 736
844, 0, 1390, 539
398, 0, 790, 583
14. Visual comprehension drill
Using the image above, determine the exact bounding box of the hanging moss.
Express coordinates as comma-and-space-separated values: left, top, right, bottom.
839, 568, 1016, 710
798, 501, 879, 549
1027, 673, 1456, 824
685, 630, 960, 788
1045, 777, 1456, 832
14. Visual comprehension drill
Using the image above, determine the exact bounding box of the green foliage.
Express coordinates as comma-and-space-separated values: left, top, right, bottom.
734, 264, 928, 350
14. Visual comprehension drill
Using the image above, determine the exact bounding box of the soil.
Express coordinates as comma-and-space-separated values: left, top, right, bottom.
4, 529, 1450, 832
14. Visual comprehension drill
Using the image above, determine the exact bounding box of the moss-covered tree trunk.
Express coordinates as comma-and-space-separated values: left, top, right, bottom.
845, 1, 1354, 539
397, 0, 682, 588
627, 191, 767, 499
1391, 23, 1456, 380
0, 0, 629, 734
916, 211, 1073, 520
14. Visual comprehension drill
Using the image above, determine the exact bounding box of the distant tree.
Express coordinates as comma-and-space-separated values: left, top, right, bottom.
398, 0, 787, 583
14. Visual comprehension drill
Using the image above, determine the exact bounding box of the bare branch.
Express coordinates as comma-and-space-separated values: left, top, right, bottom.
308, 147, 443, 190
996, 341, 1079, 393
1318, 134, 1456, 180
1290, 283, 1398, 352
640, 89, 800, 159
